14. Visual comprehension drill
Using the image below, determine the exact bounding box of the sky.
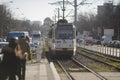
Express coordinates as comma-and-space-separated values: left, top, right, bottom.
0, 0, 119, 22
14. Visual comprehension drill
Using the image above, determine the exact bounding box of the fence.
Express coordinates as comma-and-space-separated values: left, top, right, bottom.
80, 44, 120, 58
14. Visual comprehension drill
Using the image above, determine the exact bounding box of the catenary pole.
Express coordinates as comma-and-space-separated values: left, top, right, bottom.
74, 0, 77, 26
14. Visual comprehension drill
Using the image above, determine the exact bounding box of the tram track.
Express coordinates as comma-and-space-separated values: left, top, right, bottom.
79, 47, 120, 62
49, 46, 120, 80
54, 57, 108, 80
57, 60, 75, 80
77, 47, 120, 71
71, 57, 107, 80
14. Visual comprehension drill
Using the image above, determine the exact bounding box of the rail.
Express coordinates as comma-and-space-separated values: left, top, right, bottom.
72, 57, 107, 80
57, 60, 75, 80
78, 49, 120, 71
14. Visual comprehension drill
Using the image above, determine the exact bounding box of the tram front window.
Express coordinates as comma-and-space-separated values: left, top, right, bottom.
56, 31, 74, 39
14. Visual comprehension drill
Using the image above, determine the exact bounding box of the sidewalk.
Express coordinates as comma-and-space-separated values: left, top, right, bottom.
25, 38, 60, 80
26, 59, 60, 80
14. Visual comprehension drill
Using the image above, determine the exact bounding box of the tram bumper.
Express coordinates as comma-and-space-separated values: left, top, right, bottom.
53, 48, 74, 56
56, 48, 73, 51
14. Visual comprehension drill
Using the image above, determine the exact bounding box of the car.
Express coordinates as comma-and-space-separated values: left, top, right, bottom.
30, 43, 36, 53
0, 42, 9, 53
30, 42, 37, 59
92, 39, 101, 45
33, 42, 40, 48
113, 40, 120, 48
0, 42, 8, 62
106, 40, 120, 48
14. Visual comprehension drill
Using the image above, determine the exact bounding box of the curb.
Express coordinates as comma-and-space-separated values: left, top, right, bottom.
50, 62, 61, 80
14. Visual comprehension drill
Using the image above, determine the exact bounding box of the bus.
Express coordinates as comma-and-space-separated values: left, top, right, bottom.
6, 31, 29, 42
32, 31, 41, 46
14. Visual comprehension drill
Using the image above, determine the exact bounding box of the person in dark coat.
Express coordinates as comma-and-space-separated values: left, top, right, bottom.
0, 37, 19, 80
16, 36, 30, 80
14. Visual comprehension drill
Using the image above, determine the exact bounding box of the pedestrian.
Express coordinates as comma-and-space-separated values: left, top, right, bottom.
17, 36, 30, 80
0, 37, 19, 80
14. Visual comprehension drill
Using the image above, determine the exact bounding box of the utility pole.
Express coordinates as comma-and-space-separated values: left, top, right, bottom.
49, 0, 70, 21
74, 0, 77, 26
57, 8, 60, 20
54, 14, 57, 23
49, 0, 90, 24
54, 8, 60, 21
62, 0, 65, 20
74, 0, 90, 26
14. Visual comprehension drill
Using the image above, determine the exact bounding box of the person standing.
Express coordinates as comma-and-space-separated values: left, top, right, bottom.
0, 37, 19, 80
17, 36, 30, 80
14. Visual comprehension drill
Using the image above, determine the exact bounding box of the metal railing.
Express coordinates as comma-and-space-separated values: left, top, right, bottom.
79, 44, 120, 58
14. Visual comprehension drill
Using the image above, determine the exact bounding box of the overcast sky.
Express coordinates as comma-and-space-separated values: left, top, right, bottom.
0, 0, 119, 22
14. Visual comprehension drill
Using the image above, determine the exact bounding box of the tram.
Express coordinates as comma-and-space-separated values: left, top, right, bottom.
49, 19, 77, 56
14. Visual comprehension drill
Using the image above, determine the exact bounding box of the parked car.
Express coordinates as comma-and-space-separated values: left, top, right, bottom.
85, 40, 94, 45
0, 42, 9, 53
0, 42, 8, 62
93, 39, 101, 45
106, 41, 113, 47
113, 40, 120, 48
106, 40, 120, 48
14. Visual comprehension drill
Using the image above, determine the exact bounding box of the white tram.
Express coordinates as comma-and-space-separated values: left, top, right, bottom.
50, 19, 77, 56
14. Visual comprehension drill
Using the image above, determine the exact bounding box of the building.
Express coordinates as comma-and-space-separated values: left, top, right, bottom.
41, 17, 54, 37
97, 1, 120, 40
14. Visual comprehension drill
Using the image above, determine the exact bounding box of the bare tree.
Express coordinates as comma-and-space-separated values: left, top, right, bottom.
0, 4, 37, 37
96, 3, 120, 40
0, 4, 12, 37
77, 13, 96, 33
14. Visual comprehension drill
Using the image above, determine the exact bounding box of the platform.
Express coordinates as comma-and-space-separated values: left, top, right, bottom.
25, 59, 60, 80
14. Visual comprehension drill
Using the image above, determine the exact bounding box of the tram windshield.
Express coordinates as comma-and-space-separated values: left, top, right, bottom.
56, 25, 74, 39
